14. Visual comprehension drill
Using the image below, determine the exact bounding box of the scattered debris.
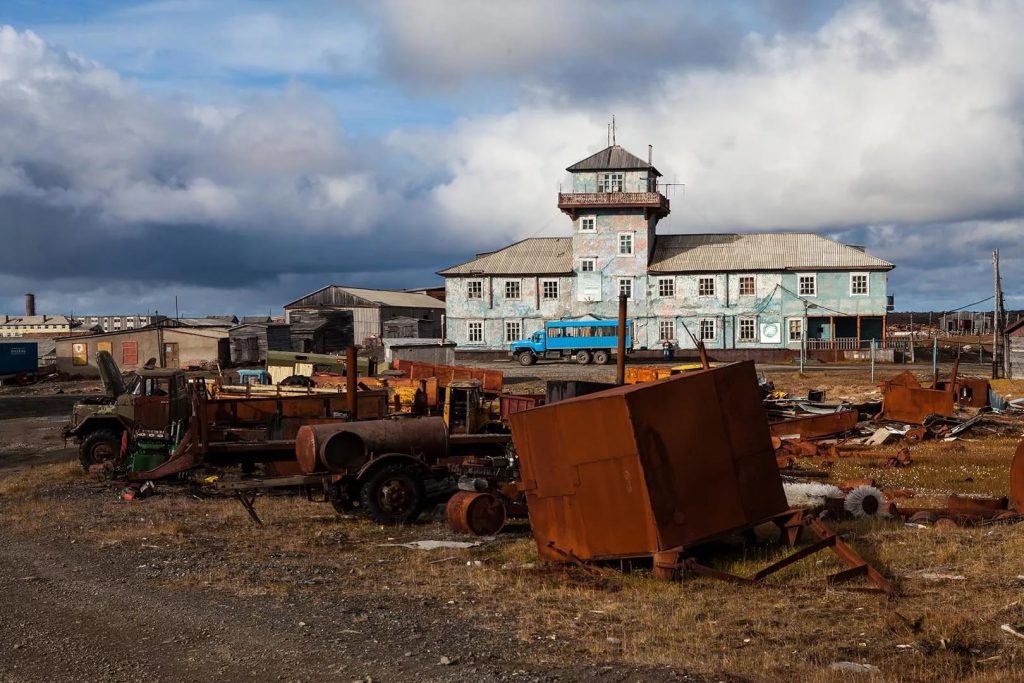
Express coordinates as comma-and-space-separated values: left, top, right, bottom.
380, 540, 483, 551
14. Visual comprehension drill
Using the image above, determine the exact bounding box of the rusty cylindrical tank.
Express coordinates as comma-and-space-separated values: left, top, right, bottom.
295, 417, 448, 475
446, 491, 506, 536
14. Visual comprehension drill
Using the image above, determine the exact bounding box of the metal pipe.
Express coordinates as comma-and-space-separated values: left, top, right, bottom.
346, 346, 358, 419
932, 337, 938, 386
616, 294, 627, 385
870, 339, 876, 383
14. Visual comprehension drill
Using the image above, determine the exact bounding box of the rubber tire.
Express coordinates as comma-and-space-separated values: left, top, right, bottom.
575, 350, 592, 365
78, 429, 121, 471
518, 352, 537, 366
328, 481, 357, 514
360, 464, 425, 525
593, 350, 610, 365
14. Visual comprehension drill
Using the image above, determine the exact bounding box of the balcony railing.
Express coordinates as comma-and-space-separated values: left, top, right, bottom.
806, 338, 910, 351
558, 191, 670, 213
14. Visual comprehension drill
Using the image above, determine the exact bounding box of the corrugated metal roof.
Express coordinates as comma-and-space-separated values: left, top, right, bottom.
566, 145, 661, 176
648, 233, 894, 273
334, 287, 445, 309
438, 238, 574, 276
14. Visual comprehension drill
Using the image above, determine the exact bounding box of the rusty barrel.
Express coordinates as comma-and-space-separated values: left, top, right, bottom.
446, 491, 506, 536
295, 417, 448, 475
1012, 439, 1024, 513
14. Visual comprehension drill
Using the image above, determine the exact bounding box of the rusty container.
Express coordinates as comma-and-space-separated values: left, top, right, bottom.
1011, 439, 1024, 513
768, 409, 858, 440
446, 491, 507, 536
295, 417, 448, 475
509, 361, 788, 562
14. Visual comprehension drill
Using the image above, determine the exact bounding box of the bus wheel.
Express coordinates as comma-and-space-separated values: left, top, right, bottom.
592, 350, 610, 365
575, 350, 592, 365
518, 352, 537, 366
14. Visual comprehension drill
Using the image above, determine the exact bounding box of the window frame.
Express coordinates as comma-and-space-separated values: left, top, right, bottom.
787, 318, 803, 342
850, 272, 869, 296
797, 273, 817, 297
698, 276, 716, 298
541, 279, 559, 300
738, 317, 757, 342
467, 320, 484, 344
617, 277, 633, 300
579, 258, 596, 273
504, 320, 522, 344
699, 318, 717, 342
504, 279, 521, 300
579, 215, 596, 233
738, 275, 756, 297
658, 319, 675, 342
599, 172, 624, 193
657, 277, 675, 298
466, 279, 483, 300
617, 232, 634, 257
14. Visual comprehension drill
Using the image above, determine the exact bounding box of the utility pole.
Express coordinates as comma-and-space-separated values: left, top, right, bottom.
993, 250, 1001, 379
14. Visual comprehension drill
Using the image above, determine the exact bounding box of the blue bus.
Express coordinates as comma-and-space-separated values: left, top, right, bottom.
509, 319, 632, 366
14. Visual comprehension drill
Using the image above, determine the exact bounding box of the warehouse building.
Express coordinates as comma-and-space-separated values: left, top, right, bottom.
440, 143, 894, 353
283, 286, 445, 345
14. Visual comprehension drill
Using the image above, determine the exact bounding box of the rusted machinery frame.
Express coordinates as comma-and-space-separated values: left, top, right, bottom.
769, 409, 859, 440
346, 346, 358, 419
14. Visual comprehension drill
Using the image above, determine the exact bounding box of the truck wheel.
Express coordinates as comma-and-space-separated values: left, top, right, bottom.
328, 481, 357, 514
593, 350, 610, 365
78, 429, 120, 471
360, 464, 425, 525
575, 350, 592, 365
518, 352, 537, 366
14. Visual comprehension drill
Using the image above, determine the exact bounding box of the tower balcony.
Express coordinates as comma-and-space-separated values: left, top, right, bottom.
558, 191, 670, 219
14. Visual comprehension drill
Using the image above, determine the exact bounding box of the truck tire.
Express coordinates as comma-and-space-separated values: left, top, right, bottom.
575, 350, 592, 365
78, 429, 120, 471
360, 463, 425, 525
593, 350, 610, 365
518, 352, 537, 366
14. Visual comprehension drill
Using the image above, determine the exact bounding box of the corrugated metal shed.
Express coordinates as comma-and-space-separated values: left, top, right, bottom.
566, 144, 661, 176
382, 338, 456, 365
648, 233, 894, 273
438, 238, 573, 276
283, 286, 445, 310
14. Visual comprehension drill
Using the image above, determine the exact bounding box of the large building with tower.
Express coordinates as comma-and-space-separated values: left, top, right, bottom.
440, 143, 894, 353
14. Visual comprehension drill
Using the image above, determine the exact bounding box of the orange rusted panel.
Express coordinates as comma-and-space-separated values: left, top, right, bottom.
397, 360, 503, 393
1011, 440, 1024, 513
510, 361, 787, 562
881, 385, 955, 423
769, 410, 859, 440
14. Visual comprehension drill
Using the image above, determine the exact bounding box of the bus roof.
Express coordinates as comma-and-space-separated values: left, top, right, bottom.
545, 319, 630, 328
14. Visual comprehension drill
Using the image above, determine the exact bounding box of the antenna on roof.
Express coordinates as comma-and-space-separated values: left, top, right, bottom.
612, 115, 616, 145
607, 122, 611, 146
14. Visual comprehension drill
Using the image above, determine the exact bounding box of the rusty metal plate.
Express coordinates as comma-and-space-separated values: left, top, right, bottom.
769, 410, 859, 440
881, 385, 955, 423
396, 360, 503, 393
1011, 439, 1024, 513
510, 361, 787, 562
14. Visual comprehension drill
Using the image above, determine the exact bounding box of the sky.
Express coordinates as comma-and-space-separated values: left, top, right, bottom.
0, 0, 1022, 317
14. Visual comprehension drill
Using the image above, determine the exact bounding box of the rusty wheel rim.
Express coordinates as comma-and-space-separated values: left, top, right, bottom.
89, 440, 116, 464
377, 477, 417, 516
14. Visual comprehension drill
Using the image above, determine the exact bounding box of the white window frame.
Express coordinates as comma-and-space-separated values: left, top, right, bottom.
617, 277, 633, 300
617, 232, 634, 257
504, 279, 521, 300
657, 277, 675, 298
541, 279, 559, 300
738, 275, 756, 297
850, 272, 869, 296
579, 258, 596, 273
699, 318, 717, 342
798, 273, 817, 297
698, 276, 715, 297
658, 319, 675, 341
738, 317, 757, 342
466, 280, 483, 300
788, 318, 803, 342
579, 215, 596, 233
467, 320, 484, 344
504, 320, 521, 343
599, 172, 624, 193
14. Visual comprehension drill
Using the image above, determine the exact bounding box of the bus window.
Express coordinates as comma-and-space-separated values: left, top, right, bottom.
548, 327, 561, 338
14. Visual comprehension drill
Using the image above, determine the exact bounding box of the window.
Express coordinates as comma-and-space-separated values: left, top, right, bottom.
618, 233, 634, 256
467, 321, 483, 343
699, 319, 716, 341
542, 280, 559, 300
504, 280, 521, 299
579, 216, 596, 233
505, 321, 521, 343
467, 280, 483, 300
698, 277, 715, 297
126, 320, 135, 329
599, 172, 624, 192
850, 273, 869, 296
739, 276, 755, 296
72, 342, 88, 366
657, 277, 675, 298
618, 277, 633, 299
798, 273, 817, 296
739, 318, 757, 341
580, 258, 595, 272
788, 319, 803, 342
122, 340, 139, 366
659, 319, 675, 341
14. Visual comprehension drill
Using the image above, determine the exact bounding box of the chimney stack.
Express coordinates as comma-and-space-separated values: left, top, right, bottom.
24, 293, 35, 317
648, 144, 652, 166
